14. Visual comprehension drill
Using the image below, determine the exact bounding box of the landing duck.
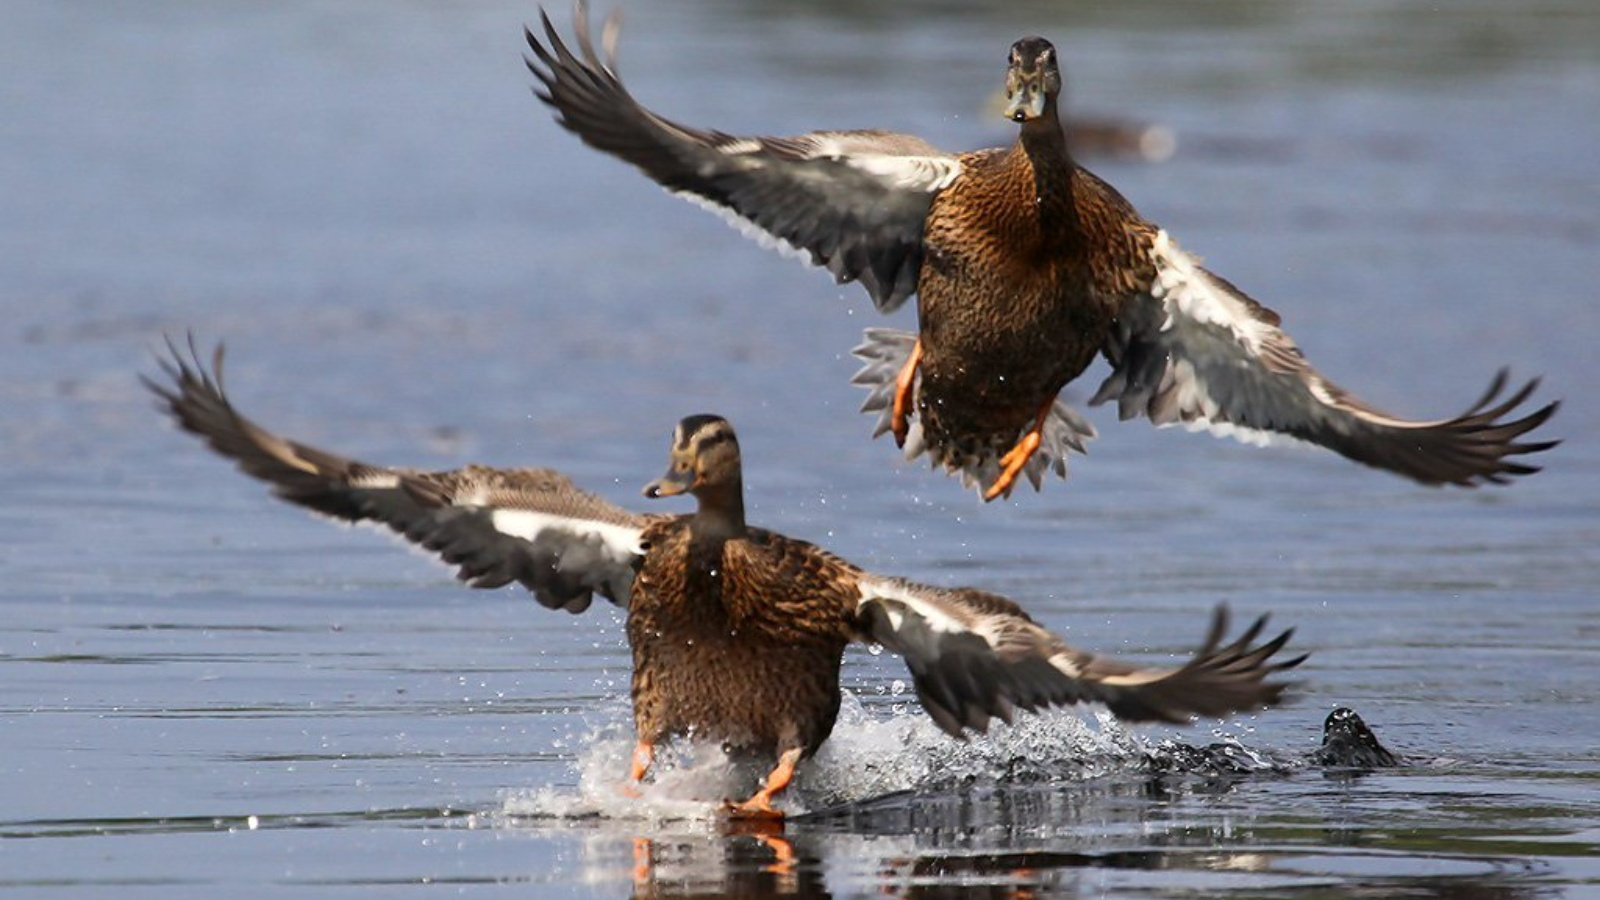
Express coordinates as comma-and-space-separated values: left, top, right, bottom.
148, 338, 1304, 818
525, 4, 1558, 500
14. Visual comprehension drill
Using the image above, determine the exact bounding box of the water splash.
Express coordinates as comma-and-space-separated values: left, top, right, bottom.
799, 694, 1154, 807
501, 726, 756, 825
498, 692, 1293, 822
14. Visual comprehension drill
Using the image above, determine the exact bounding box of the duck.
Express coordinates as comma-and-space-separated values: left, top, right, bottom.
524, 4, 1559, 500
147, 337, 1304, 818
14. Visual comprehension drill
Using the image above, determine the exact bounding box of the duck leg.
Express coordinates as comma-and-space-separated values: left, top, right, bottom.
983, 400, 1054, 501
619, 740, 654, 797
726, 746, 803, 820
890, 337, 924, 447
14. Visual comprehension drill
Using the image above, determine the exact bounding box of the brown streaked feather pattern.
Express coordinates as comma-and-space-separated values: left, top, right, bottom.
908, 147, 1128, 493
719, 529, 862, 645
853, 327, 1097, 493
627, 521, 858, 757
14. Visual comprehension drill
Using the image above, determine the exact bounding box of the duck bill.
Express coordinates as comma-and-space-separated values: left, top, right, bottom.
1003, 82, 1047, 122
642, 467, 694, 499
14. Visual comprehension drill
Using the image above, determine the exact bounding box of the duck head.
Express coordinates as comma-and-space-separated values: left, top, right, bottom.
1002, 36, 1062, 124
643, 414, 747, 530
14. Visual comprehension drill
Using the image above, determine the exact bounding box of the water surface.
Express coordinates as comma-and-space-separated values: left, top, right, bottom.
2, 0, 1597, 896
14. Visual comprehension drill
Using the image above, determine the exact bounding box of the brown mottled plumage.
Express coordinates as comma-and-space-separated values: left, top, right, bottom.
526, 6, 1558, 500
148, 339, 1304, 818
914, 122, 1152, 479
629, 417, 860, 771
628, 525, 856, 768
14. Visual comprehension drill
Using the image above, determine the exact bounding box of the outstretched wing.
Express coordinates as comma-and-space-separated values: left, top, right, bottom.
525, 2, 955, 312
1093, 230, 1559, 486
856, 575, 1304, 736
145, 336, 650, 613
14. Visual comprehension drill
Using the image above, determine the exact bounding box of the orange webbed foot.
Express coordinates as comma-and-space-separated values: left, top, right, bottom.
982, 402, 1052, 501
721, 796, 787, 822
890, 337, 923, 447
618, 740, 653, 798
722, 747, 801, 822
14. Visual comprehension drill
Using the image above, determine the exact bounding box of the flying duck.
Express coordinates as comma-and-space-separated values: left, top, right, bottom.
524, 4, 1558, 500
147, 338, 1304, 818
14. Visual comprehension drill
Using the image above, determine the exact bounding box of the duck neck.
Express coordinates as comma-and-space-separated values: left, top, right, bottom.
1016, 105, 1080, 230
1018, 102, 1069, 164
690, 480, 747, 542
1024, 102, 1075, 183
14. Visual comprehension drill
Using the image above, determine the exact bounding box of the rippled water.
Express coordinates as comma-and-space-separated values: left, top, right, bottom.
3, 0, 1597, 896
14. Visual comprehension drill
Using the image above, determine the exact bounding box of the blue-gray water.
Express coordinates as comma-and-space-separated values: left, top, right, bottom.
3, 0, 1597, 896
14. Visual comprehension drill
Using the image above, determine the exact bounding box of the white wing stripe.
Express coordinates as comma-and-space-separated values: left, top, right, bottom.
1181, 417, 1279, 447
841, 154, 962, 191
857, 576, 969, 637
715, 138, 762, 155
672, 190, 815, 264
1148, 230, 1276, 356
348, 472, 403, 489
490, 509, 647, 560
1045, 650, 1085, 679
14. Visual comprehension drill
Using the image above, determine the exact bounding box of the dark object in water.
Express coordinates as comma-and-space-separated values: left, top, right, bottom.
1312, 707, 1401, 769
